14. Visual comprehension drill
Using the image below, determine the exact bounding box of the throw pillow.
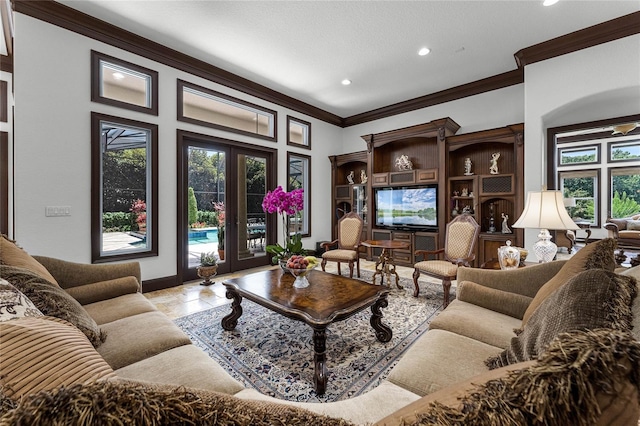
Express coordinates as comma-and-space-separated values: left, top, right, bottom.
402, 329, 640, 426
0, 380, 355, 426
520, 237, 616, 328
457, 281, 533, 320
0, 316, 115, 399
0, 265, 106, 347
0, 278, 43, 321
486, 269, 637, 369
626, 219, 640, 230
0, 235, 59, 286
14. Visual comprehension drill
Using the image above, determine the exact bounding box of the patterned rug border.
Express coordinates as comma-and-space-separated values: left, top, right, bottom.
175, 271, 446, 403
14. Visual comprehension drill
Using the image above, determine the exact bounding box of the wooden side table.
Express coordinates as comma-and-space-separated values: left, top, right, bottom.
361, 239, 410, 289
574, 221, 592, 244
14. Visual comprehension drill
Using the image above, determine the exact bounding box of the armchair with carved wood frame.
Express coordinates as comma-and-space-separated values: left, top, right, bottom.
413, 214, 480, 307
320, 211, 364, 278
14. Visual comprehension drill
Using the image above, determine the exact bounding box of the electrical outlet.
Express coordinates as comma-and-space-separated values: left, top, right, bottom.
45, 206, 71, 217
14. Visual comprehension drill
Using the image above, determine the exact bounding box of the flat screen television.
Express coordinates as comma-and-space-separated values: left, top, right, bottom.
375, 185, 438, 230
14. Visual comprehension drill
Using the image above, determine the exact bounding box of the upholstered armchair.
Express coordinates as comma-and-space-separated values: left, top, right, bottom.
321, 211, 364, 278
413, 214, 480, 307
604, 215, 640, 249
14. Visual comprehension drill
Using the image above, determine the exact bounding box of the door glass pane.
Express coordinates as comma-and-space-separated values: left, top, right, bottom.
560, 171, 597, 225
187, 147, 226, 268
238, 154, 267, 260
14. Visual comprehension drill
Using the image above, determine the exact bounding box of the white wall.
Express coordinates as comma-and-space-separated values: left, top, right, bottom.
341, 84, 525, 152
13, 14, 342, 280
523, 34, 640, 246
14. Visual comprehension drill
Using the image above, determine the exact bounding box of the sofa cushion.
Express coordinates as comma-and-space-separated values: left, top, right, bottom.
97, 311, 192, 369
83, 292, 157, 325
456, 280, 532, 320
387, 329, 502, 397
520, 237, 616, 328
0, 316, 115, 399
0, 236, 58, 286
376, 329, 640, 426
64, 276, 140, 306
0, 379, 355, 426
486, 269, 637, 369
0, 278, 43, 321
627, 219, 640, 230
114, 344, 245, 395
619, 265, 640, 341
428, 299, 522, 348
0, 265, 106, 347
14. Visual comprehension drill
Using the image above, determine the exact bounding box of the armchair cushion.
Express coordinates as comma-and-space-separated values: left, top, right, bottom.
457, 280, 532, 320
321, 249, 358, 262
520, 238, 616, 328
486, 269, 637, 369
0, 236, 58, 286
414, 260, 458, 277
626, 219, 640, 230
0, 265, 106, 347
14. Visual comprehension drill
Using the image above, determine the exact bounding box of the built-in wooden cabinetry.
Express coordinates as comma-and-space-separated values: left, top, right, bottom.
446, 124, 524, 265
329, 119, 524, 267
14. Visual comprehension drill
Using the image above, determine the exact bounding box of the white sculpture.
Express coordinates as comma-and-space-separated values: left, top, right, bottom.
464, 158, 473, 176
395, 155, 413, 171
360, 169, 368, 184
501, 213, 511, 234
347, 170, 355, 184
490, 152, 500, 175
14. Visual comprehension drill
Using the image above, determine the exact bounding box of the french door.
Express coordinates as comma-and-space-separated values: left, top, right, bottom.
177, 131, 276, 283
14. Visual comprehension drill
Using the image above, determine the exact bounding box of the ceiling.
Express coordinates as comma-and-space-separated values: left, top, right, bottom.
56, 0, 639, 118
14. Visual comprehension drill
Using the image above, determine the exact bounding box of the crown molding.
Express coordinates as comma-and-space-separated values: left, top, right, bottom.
343, 69, 524, 127
515, 12, 640, 67
14, 0, 343, 126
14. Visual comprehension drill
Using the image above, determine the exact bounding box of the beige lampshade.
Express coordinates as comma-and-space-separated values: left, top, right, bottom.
513, 190, 579, 231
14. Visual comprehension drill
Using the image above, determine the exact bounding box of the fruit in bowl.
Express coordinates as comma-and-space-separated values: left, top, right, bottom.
284, 255, 318, 288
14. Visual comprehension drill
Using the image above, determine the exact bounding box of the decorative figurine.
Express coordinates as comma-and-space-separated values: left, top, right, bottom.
452, 199, 460, 217
490, 152, 500, 175
469, 192, 474, 198
461, 187, 469, 197
347, 170, 355, 184
360, 169, 368, 184
395, 154, 413, 171
462, 205, 473, 214
501, 213, 512, 234
464, 157, 473, 176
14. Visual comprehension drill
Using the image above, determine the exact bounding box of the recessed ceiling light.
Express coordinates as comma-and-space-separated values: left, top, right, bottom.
341, 79, 352, 86
418, 47, 431, 56
543, 0, 559, 6
112, 72, 125, 80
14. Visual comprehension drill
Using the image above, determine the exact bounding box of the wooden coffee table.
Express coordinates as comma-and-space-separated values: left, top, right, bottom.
361, 239, 410, 289
221, 268, 392, 395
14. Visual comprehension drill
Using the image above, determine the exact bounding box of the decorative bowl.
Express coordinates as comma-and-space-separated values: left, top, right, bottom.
286, 264, 317, 288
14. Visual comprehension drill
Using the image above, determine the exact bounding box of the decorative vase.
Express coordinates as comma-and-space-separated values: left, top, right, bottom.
197, 265, 218, 286
279, 258, 289, 272
498, 240, 520, 270
218, 249, 225, 261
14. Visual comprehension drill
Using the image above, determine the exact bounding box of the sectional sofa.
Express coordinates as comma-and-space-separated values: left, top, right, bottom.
1, 235, 639, 425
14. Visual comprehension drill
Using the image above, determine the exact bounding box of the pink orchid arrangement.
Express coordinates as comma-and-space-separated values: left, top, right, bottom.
262, 186, 305, 263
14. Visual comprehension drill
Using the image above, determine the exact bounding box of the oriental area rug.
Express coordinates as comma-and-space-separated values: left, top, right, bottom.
174, 271, 447, 403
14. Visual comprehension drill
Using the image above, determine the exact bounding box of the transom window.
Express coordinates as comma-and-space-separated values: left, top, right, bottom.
178, 80, 276, 141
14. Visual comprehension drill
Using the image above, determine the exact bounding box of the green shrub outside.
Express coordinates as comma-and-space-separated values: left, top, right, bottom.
197, 210, 218, 226
103, 212, 134, 232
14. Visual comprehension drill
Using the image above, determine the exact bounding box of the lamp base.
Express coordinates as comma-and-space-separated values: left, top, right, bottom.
533, 229, 557, 263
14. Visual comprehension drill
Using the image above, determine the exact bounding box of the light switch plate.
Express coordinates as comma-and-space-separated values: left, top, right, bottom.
45, 206, 71, 217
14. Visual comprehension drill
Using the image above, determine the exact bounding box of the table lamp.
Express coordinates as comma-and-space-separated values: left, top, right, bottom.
512, 190, 579, 263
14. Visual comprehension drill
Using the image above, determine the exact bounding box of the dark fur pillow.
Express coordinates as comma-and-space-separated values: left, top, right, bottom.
0, 380, 355, 426
486, 269, 637, 369
0, 265, 106, 347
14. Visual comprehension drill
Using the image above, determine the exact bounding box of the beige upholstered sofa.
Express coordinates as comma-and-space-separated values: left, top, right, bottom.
1, 235, 640, 425
605, 214, 640, 249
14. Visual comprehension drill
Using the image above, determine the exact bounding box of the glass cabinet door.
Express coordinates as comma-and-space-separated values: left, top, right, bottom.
353, 185, 368, 224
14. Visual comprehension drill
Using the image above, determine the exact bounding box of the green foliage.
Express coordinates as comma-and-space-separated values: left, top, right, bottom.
102, 148, 147, 213
612, 191, 640, 218
196, 210, 218, 226
561, 153, 596, 164
199, 252, 218, 266
188, 187, 198, 225
102, 212, 134, 232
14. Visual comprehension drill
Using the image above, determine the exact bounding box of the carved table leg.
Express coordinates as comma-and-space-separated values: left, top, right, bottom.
312, 327, 328, 395
372, 250, 385, 286
370, 295, 392, 343
386, 251, 403, 290
221, 288, 243, 331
